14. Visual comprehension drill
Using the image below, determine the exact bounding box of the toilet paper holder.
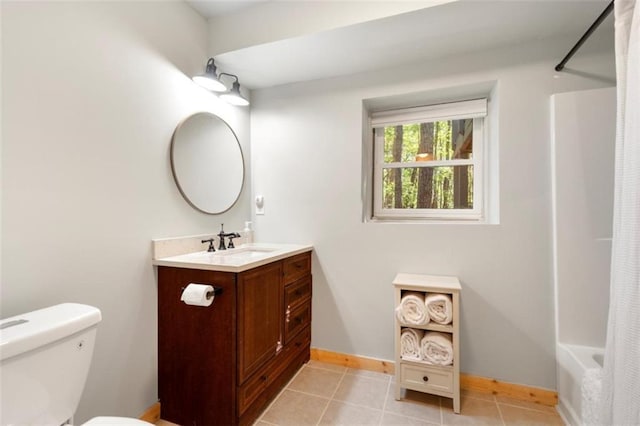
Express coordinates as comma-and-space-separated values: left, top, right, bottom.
180, 285, 223, 300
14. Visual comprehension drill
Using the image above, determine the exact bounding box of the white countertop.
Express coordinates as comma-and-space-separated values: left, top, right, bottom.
153, 243, 313, 273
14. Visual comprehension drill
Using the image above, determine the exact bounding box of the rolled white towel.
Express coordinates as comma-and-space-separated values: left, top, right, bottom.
425, 293, 453, 325
421, 332, 453, 366
395, 292, 430, 325
400, 328, 424, 361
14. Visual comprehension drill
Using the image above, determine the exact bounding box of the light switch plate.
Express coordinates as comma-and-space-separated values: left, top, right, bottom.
256, 195, 265, 215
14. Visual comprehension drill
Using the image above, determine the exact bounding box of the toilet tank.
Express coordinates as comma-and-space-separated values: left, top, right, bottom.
0, 303, 102, 426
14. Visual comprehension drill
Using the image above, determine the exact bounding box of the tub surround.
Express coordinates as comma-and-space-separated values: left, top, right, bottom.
552, 88, 614, 426
552, 88, 615, 347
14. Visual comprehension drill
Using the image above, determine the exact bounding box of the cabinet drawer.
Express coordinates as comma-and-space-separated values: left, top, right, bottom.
238, 368, 269, 416
400, 363, 453, 394
283, 324, 311, 362
285, 277, 311, 308
283, 252, 311, 284
285, 301, 311, 343
238, 326, 311, 416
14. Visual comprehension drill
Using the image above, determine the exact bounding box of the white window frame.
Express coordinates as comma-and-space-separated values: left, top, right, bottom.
371, 99, 486, 221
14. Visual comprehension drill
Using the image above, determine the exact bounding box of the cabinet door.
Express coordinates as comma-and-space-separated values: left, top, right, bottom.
238, 261, 283, 384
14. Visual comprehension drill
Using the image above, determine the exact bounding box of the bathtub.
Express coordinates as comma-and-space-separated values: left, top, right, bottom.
556, 343, 604, 425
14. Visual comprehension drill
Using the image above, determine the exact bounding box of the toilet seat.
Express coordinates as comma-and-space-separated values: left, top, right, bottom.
82, 416, 154, 425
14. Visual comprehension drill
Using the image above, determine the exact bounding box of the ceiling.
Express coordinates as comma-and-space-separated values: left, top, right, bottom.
186, 0, 269, 17
188, 1, 613, 90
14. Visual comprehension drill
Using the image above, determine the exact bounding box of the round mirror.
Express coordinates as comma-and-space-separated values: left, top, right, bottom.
170, 112, 244, 214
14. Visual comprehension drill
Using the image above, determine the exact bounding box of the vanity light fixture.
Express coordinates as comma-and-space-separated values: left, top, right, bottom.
218, 73, 250, 106
192, 58, 227, 92
193, 59, 250, 106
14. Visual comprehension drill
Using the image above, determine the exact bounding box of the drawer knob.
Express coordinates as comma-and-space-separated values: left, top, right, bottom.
422, 376, 429, 382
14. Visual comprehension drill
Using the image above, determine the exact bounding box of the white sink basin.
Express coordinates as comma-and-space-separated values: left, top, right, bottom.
178, 246, 277, 261
172, 248, 278, 264
213, 246, 278, 257
153, 243, 312, 273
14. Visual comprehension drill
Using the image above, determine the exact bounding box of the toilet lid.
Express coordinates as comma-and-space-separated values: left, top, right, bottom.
83, 416, 154, 425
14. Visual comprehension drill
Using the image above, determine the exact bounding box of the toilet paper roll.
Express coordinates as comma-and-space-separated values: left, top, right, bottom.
180, 283, 214, 307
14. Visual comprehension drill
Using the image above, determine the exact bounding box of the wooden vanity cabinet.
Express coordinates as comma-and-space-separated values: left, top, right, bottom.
158, 267, 237, 426
157, 251, 312, 426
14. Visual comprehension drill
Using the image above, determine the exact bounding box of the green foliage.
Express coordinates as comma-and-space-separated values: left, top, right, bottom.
433, 121, 453, 208
383, 124, 420, 163
381, 120, 472, 210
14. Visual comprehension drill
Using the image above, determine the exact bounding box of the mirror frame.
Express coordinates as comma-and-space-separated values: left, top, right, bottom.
170, 112, 245, 215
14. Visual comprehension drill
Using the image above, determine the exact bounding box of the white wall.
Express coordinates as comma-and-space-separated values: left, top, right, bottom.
552, 87, 616, 347
250, 37, 614, 389
1, 1, 250, 422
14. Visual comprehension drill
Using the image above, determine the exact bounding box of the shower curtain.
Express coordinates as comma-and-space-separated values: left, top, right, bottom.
600, 0, 640, 424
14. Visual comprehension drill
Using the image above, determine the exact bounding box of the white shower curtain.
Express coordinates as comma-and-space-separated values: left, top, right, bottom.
600, 0, 640, 424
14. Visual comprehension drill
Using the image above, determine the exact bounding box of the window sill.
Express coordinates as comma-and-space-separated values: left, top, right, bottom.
365, 216, 497, 225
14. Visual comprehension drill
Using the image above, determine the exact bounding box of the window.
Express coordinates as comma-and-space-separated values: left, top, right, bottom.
371, 99, 487, 221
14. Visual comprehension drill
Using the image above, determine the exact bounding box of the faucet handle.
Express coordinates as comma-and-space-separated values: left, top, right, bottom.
227, 233, 240, 249
201, 238, 215, 252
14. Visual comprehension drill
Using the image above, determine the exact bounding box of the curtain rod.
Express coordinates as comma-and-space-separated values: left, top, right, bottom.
555, 1, 614, 72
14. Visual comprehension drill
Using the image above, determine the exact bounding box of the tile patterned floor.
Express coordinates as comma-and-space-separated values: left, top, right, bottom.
157, 360, 565, 425
256, 361, 565, 426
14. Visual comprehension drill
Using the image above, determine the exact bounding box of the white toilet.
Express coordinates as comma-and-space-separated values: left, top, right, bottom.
0, 303, 153, 426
